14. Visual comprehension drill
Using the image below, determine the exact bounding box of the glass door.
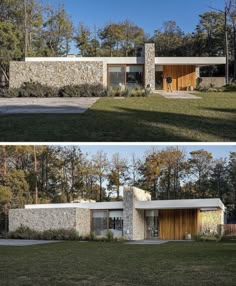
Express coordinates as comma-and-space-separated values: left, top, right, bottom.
145, 210, 159, 239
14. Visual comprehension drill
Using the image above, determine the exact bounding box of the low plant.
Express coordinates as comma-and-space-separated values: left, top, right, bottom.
6, 226, 81, 241
194, 233, 222, 242
88, 231, 97, 241
106, 230, 114, 241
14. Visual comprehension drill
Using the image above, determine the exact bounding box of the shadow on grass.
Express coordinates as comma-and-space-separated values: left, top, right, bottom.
0, 105, 235, 142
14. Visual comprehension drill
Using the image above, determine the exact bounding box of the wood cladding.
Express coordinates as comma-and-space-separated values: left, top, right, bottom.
163, 65, 196, 91
159, 209, 199, 240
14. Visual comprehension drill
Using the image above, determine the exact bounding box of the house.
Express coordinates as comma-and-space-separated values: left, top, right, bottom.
9, 44, 226, 92
9, 187, 226, 240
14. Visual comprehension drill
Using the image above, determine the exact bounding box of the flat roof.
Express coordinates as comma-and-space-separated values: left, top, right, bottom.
155, 57, 226, 65
25, 198, 225, 211
135, 198, 225, 211
24, 56, 226, 66
25, 202, 124, 210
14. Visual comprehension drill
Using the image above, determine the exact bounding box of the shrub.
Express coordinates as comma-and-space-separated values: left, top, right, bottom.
106, 230, 114, 241
6, 226, 80, 241
88, 231, 97, 241
194, 233, 221, 242
58, 85, 81, 97
18, 82, 58, 97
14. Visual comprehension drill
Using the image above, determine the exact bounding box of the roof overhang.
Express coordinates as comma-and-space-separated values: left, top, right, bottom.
25, 202, 124, 210
155, 57, 226, 66
135, 199, 225, 211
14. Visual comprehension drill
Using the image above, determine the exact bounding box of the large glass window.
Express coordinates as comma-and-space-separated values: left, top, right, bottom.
126, 65, 144, 87
145, 210, 159, 239
91, 210, 123, 238
109, 210, 123, 238
108, 65, 144, 88
92, 210, 107, 237
108, 66, 126, 88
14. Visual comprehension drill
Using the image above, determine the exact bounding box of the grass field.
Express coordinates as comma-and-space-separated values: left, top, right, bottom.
0, 241, 236, 286
0, 92, 236, 142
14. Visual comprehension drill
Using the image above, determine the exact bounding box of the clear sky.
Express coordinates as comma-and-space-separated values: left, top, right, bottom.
78, 144, 236, 161
45, 0, 224, 34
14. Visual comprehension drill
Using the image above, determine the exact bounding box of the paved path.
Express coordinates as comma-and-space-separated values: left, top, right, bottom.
157, 91, 201, 99
125, 240, 169, 245
0, 98, 99, 114
0, 239, 60, 246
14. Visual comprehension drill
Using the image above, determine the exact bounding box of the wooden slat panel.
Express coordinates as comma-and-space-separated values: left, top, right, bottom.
163, 65, 196, 91
159, 209, 198, 240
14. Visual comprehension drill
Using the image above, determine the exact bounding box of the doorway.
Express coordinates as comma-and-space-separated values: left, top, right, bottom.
145, 210, 159, 239
155, 66, 164, 90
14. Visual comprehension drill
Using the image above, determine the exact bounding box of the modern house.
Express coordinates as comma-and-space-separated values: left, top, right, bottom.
9, 187, 226, 240
9, 44, 226, 92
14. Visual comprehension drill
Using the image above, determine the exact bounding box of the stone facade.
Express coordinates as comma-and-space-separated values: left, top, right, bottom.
199, 210, 224, 234
9, 208, 77, 232
9, 208, 91, 237
123, 187, 151, 240
144, 43, 155, 91
76, 208, 91, 237
9, 61, 103, 88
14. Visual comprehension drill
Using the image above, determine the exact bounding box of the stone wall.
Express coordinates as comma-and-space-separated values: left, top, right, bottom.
199, 209, 224, 234
9, 61, 104, 88
123, 187, 151, 240
76, 208, 91, 237
144, 43, 155, 91
9, 208, 77, 232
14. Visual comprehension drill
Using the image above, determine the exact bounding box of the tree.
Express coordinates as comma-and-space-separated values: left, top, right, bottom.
228, 152, 236, 211
42, 4, 73, 56
159, 147, 186, 199
92, 151, 109, 202
210, 158, 229, 200
74, 22, 91, 56
107, 153, 128, 199
188, 150, 213, 198
139, 150, 163, 199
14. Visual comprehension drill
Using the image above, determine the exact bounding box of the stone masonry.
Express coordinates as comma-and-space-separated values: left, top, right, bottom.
144, 43, 155, 91
199, 209, 224, 234
123, 187, 151, 240
9, 61, 103, 88
9, 208, 91, 237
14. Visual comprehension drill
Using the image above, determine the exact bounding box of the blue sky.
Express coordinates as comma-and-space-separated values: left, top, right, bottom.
45, 0, 224, 34
79, 145, 236, 161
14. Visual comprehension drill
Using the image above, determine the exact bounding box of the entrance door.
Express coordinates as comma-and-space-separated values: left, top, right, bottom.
145, 210, 159, 239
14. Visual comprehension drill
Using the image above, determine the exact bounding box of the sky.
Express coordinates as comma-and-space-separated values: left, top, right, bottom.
45, 0, 224, 34
78, 144, 236, 161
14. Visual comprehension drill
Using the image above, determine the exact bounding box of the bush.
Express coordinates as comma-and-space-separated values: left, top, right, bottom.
6, 226, 81, 241
106, 230, 114, 241
58, 85, 81, 97
194, 233, 221, 242
88, 231, 97, 241
18, 82, 58, 97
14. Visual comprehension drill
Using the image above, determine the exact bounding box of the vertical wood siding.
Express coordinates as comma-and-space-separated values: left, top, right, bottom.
163, 65, 196, 91
159, 209, 198, 240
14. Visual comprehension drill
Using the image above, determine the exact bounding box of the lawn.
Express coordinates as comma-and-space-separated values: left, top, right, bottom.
0, 241, 235, 286
0, 92, 236, 142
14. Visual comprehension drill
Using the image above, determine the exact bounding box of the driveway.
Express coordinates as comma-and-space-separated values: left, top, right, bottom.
0, 239, 60, 246
157, 91, 201, 99
0, 98, 99, 114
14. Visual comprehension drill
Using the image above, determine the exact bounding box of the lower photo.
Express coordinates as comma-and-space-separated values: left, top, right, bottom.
0, 144, 236, 286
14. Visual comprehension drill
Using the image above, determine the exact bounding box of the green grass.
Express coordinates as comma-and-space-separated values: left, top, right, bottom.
0, 92, 236, 142
0, 241, 236, 286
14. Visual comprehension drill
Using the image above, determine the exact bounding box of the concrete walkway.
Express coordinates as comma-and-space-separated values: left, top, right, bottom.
125, 240, 169, 245
157, 91, 201, 99
0, 239, 60, 246
0, 98, 99, 114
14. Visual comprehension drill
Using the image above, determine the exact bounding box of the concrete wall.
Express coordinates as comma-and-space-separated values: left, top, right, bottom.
144, 43, 155, 91
199, 209, 224, 234
123, 187, 151, 240
199, 77, 225, 88
9, 61, 103, 88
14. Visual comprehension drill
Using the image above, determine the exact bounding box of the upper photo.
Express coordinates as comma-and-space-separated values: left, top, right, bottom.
0, 0, 235, 142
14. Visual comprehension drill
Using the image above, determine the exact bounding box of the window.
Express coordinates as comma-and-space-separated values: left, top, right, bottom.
108, 66, 126, 88
108, 65, 144, 88
91, 210, 123, 238
92, 210, 107, 237
126, 65, 144, 87
109, 210, 123, 238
